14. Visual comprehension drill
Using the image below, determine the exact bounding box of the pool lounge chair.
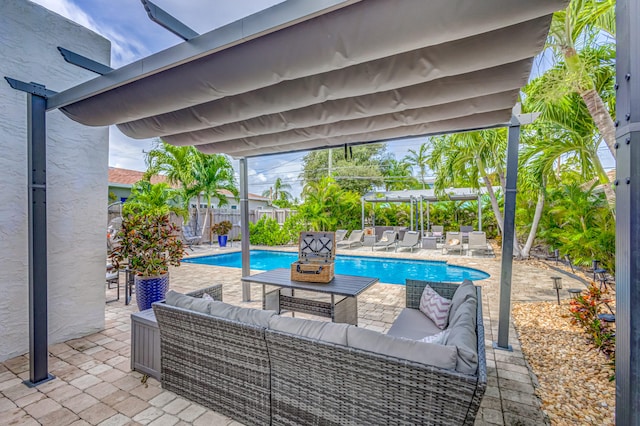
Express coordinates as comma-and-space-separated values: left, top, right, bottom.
431, 225, 444, 243
467, 231, 490, 256
460, 225, 474, 243
395, 230, 421, 252
336, 230, 364, 249
442, 231, 463, 255
373, 230, 397, 251
335, 229, 348, 243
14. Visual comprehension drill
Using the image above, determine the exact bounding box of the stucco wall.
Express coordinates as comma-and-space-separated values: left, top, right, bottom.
0, 0, 111, 361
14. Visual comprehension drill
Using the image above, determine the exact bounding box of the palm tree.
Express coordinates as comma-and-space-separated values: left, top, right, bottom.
403, 143, 431, 189
187, 152, 238, 240
544, 0, 616, 157
144, 141, 196, 193
123, 181, 186, 218
380, 158, 418, 190
262, 177, 292, 202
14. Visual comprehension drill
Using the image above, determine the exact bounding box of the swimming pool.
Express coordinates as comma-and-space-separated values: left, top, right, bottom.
182, 250, 489, 285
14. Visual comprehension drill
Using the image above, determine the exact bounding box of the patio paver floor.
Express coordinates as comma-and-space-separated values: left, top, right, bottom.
0, 244, 585, 425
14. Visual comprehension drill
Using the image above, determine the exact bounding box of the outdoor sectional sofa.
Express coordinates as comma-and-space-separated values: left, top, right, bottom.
152, 279, 486, 425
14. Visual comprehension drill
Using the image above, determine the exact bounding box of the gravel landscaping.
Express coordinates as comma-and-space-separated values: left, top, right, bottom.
513, 300, 615, 425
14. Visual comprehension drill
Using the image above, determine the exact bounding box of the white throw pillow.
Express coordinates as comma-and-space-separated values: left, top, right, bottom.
201, 292, 214, 301
419, 329, 450, 345
419, 284, 452, 329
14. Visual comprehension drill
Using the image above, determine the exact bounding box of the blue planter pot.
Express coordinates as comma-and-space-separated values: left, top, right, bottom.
135, 273, 170, 311
218, 235, 228, 247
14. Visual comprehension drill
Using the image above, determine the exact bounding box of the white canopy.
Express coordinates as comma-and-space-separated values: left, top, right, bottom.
54, 0, 567, 157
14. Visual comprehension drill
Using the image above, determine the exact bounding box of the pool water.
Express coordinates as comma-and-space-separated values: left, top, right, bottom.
182, 250, 489, 285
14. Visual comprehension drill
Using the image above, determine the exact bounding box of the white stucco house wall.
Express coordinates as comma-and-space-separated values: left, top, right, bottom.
0, 0, 110, 361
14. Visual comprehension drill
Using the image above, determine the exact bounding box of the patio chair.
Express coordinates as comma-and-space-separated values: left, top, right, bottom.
442, 231, 463, 255
106, 269, 120, 303
395, 230, 421, 252
373, 230, 398, 251
460, 225, 474, 243
467, 231, 489, 256
335, 229, 348, 243
431, 225, 444, 243
182, 223, 203, 249
336, 229, 364, 249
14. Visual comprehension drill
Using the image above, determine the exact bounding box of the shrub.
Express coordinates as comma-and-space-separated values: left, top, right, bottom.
249, 216, 290, 246
568, 283, 615, 377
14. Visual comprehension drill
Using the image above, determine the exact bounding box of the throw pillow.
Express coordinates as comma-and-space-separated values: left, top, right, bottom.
201, 292, 214, 301
419, 329, 450, 345
419, 284, 452, 329
447, 238, 460, 246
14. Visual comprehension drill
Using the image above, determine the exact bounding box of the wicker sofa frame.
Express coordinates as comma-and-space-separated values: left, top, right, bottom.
153, 280, 486, 425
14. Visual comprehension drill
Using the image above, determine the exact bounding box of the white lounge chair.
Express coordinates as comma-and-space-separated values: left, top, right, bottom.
460, 226, 474, 243
373, 230, 398, 251
442, 231, 463, 255
395, 231, 421, 252
336, 230, 364, 249
431, 225, 444, 243
467, 231, 489, 256
335, 229, 348, 243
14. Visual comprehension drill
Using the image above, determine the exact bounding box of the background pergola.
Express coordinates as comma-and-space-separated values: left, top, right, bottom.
361, 188, 495, 234
6, 0, 640, 422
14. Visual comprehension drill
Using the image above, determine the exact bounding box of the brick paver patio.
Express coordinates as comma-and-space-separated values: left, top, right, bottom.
0, 244, 585, 425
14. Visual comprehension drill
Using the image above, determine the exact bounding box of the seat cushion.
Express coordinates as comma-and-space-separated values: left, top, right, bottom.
347, 327, 457, 370
209, 301, 276, 328
387, 308, 443, 340
268, 316, 349, 345
419, 284, 452, 329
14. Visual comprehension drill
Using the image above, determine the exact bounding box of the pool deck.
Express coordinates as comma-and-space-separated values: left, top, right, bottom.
0, 243, 585, 425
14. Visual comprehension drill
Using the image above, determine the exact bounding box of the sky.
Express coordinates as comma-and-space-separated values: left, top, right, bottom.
32, 0, 615, 198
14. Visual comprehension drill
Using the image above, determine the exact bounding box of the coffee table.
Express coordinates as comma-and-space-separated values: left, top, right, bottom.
241, 268, 378, 325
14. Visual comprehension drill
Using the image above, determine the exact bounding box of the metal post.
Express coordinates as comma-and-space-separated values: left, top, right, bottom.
239, 158, 251, 301
419, 196, 424, 236
27, 92, 54, 386
427, 201, 430, 232
410, 197, 414, 230
496, 121, 520, 350
478, 194, 482, 231
361, 198, 365, 230
616, 0, 640, 422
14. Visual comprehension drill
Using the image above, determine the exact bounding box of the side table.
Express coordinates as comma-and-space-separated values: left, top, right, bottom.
363, 235, 377, 247
131, 308, 161, 380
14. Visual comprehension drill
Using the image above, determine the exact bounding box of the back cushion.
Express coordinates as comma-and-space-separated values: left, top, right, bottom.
165, 290, 213, 315
347, 327, 457, 370
269, 316, 349, 345
208, 301, 276, 328
446, 297, 478, 374
448, 280, 477, 324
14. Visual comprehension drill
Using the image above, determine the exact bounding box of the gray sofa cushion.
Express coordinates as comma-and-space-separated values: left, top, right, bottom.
448, 279, 477, 325
209, 301, 276, 328
347, 327, 458, 370
446, 297, 478, 374
269, 316, 349, 345
387, 308, 443, 340
165, 290, 212, 314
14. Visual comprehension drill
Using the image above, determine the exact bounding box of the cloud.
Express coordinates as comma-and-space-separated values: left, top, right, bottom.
109, 127, 156, 171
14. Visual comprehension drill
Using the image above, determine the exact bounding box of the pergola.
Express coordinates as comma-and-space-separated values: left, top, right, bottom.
361, 188, 495, 234
6, 0, 639, 422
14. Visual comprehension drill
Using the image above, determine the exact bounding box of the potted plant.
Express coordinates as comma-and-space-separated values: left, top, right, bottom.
109, 212, 185, 310
211, 220, 233, 247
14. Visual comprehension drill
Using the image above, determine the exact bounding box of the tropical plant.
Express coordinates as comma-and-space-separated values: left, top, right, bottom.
299, 176, 362, 231
211, 220, 233, 236
403, 142, 431, 189
380, 158, 418, 190
249, 216, 290, 245
262, 177, 293, 202
109, 212, 184, 276
545, 0, 616, 157
123, 181, 186, 219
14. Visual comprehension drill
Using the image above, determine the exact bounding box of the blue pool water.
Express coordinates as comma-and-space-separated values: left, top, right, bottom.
183, 250, 489, 285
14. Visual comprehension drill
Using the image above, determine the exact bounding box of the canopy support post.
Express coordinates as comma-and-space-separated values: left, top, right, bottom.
239, 158, 251, 301
410, 197, 414, 230
496, 120, 520, 351
4, 78, 56, 386
361, 198, 365, 230
615, 0, 640, 422
419, 196, 424, 236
